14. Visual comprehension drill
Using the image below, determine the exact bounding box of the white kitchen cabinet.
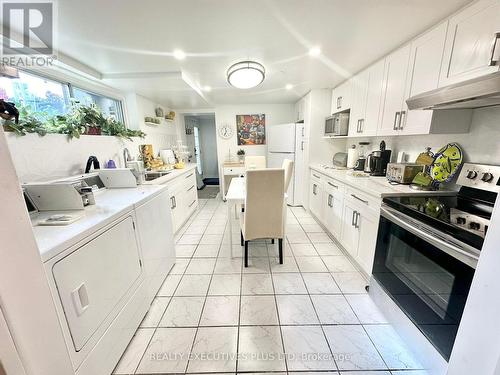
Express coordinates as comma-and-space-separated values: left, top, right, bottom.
349, 60, 384, 137
378, 44, 411, 136
323, 180, 344, 240
439, 0, 500, 87
355, 207, 379, 274
295, 97, 306, 122
341, 201, 359, 258
166, 169, 198, 233
309, 172, 324, 221
135, 190, 175, 300
331, 80, 352, 114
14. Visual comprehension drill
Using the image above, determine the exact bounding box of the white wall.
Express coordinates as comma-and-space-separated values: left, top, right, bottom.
214, 104, 294, 165
5, 93, 181, 182
198, 116, 218, 179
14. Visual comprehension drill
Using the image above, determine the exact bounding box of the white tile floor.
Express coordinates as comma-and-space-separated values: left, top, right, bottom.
113, 198, 427, 375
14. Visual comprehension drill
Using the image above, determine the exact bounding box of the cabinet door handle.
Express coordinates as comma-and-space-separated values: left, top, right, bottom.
489, 32, 500, 66
399, 111, 406, 130
355, 212, 360, 229
351, 210, 357, 226
360, 118, 364, 132
351, 194, 369, 205
302, 127, 305, 137
170, 196, 175, 209
327, 181, 338, 189
338, 96, 343, 109
301, 141, 304, 151
313, 184, 317, 195
393, 112, 401, 130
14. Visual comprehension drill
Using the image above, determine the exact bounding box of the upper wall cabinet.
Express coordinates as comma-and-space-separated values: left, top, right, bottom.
378, 44, 411, 136
295, 97, 306, 122
349, 59, 384, 137
331, 80, 351, 114
439, 0, 500, 86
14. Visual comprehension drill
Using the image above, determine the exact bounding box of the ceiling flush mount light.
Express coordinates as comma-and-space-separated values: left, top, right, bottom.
203, 85, 212, 92
285, 84, 293, 90
227, 61, 265, 89
308, 46, 321, 57
173, 49, 186, 60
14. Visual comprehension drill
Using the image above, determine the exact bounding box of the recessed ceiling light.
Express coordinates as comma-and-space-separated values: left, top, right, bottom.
203, 85, 212, 92
308, 46, 321, 57
285, 84, 293, 90
173, 49, 186, 60
227, 60, 265, 89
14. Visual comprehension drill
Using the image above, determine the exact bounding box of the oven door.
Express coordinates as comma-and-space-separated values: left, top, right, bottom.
373, 205, 478, 361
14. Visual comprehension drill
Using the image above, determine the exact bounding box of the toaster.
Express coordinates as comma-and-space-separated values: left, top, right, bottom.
386, 163, 425, 184
332, 152, 348, 169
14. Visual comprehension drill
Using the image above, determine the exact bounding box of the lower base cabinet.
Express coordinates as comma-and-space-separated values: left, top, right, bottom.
309, 169, 380, 275
165, 169, 198, 233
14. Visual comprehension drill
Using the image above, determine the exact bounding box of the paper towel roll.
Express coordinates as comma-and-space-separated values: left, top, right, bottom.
347, 147, 359, 169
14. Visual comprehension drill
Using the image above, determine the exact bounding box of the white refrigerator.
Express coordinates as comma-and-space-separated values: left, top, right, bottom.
267, 123, 305, 206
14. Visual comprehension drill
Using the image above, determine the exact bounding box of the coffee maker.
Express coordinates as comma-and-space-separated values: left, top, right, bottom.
365, 141, 392, 176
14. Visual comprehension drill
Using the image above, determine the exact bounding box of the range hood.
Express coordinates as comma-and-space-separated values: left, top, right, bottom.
406, 71, 500, 110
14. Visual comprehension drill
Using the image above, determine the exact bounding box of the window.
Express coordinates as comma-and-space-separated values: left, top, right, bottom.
0, 70, 125, 125
72, 87, 124, 123
0, 71, 71, 121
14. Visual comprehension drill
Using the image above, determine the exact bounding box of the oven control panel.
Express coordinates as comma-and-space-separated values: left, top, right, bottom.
457, 163, 500, 193
450, 208, 489, 238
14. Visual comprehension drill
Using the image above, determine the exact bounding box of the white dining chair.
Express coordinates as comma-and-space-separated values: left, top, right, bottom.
282, 159, 294, 191
240, 168, 285, 267
244, 155, 266, 170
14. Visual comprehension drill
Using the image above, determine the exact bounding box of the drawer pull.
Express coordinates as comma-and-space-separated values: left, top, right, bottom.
71, 283, 89, 316
189, 200, 196, 208
327, 182, 338, 189
312, 173, 321, 179
187, 185, 195, 192
185, 173, 194, 179
351, 194, 369, 205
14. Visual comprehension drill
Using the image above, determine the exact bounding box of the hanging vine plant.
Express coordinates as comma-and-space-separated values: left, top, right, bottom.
2, 101, 146, 140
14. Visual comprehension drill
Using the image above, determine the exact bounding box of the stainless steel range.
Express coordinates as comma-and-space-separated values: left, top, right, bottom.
372, 163, 499, 363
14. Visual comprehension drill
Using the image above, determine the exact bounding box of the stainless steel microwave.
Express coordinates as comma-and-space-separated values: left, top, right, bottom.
325, 112, 349, 136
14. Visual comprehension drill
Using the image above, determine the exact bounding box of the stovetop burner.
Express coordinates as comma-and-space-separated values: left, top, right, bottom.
383, 163, 499, 251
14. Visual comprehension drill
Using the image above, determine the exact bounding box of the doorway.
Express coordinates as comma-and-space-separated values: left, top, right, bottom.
183, 113, 219, 199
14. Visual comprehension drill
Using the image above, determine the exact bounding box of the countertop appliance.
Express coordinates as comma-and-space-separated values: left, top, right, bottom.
386, 163, 425, 184
406, 70, 500, 110
332, 152, 348, 169
267, 122, 305, 206
324, 112, 349, 137
365, 141, 391, 176
372, 163, 500, 361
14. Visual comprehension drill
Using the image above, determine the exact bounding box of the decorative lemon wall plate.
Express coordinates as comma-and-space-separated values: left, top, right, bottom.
431, 143, 463, 183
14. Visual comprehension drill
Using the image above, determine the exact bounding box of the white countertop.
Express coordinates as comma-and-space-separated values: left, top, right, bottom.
143, 164, 197, 185
32, 184, 168, 262
310, 164, 456, 199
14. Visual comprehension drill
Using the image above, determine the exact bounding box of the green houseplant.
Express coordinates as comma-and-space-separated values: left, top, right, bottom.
237, 149, 245, 163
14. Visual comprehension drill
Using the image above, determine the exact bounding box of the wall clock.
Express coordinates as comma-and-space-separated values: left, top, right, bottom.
218, 124, 233, 139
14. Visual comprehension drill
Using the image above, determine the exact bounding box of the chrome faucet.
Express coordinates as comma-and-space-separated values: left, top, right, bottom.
123, 148, 132, 166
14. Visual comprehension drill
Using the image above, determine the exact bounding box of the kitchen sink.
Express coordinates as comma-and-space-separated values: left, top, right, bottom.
144, 170, 173, 181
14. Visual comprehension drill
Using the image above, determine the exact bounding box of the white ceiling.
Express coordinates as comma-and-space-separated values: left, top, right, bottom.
55, 0, 472, 108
